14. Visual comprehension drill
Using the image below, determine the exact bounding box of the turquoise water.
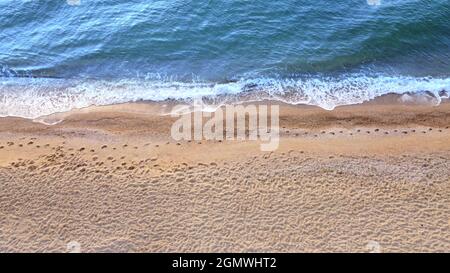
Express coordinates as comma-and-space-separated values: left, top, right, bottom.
1, 0, 449, 118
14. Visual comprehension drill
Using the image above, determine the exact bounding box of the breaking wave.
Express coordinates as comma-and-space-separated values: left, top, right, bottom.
1, 74, 449, 119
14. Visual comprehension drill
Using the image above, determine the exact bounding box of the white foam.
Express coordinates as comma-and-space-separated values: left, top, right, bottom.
0, 75, 449, 119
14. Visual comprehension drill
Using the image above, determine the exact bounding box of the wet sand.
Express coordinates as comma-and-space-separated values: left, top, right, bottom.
0, 97, 449, 252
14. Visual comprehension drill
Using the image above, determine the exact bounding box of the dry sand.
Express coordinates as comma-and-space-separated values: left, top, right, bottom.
0, 96, 449, 252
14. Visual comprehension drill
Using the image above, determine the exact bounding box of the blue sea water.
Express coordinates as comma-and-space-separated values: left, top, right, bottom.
0, 0, 449, 118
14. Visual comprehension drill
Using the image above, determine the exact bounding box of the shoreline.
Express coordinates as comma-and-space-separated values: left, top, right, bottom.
0, 95, 449, 252
0, 88, 448, 122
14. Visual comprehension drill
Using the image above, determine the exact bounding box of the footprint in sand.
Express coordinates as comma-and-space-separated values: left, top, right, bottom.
101, 145, 108, 149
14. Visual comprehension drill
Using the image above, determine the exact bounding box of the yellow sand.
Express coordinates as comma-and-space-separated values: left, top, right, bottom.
0, 99, 449, 252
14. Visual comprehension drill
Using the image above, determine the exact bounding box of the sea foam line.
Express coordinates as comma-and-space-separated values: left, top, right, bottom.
0, 75, 449, 119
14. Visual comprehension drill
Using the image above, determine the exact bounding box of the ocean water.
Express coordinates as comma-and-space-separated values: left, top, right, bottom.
1, 0, 449, 118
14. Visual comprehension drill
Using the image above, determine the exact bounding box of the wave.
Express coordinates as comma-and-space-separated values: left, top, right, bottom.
1, 74, 449, 119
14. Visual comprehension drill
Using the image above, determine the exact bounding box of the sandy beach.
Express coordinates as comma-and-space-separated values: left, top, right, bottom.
0, 96, 449, 252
